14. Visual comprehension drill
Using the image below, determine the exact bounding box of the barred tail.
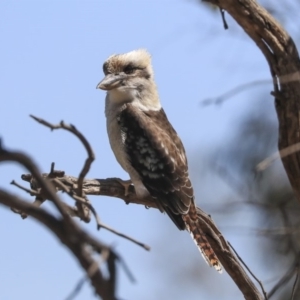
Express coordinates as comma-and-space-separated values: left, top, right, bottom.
182, 205, 222, 273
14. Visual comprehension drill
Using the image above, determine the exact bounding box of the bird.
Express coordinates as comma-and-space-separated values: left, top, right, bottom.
96, 49, 222, 273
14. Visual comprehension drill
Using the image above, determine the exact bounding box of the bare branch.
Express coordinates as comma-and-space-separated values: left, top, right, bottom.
98, 222, 150, 251
291, 266, 299, 300
11, 179, 39, 196
30, 115, 95, 197
219, 7, 228, 30
256, 143, 300, 172
19, 170, 264, 300
54, 177, 150, 250
200, 79, 270, 106
21, 171, 151, 250
195, 207, 264, 300
207, 0, 300, 203
0, 142, 127, 300
0, 189, 117, 300
268, 262, 297, 298
52, 178, 100, 226
30, 115, 97, 223
228, 242, 268, 300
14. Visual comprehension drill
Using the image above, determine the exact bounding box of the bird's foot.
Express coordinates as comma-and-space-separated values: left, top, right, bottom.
114, 178, 133, 197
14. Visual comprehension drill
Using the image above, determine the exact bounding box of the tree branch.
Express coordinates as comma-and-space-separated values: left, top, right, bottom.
207, 0, 300, 202
0, 142, 130, 300
202, 0, 300, 298
20, 171, 265, 300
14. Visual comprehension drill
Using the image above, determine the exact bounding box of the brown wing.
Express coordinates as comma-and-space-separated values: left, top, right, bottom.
118, 104, 194, 230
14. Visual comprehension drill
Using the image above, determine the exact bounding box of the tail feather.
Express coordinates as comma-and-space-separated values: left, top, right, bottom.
182, 205, 222, 273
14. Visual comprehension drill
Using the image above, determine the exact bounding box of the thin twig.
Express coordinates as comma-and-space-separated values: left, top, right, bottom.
219, 8, 228, 29
100, 222, 151, 251
256, 142, 300, 172
116, 254, 136, 283
53, 179, 96, 224
50, 162, 55, 174
200, 79, 270, 106
65, 249, 111, 300
53, 178, 150, 250
278, 203, 298, 256
30, 115, 95, 227
268, 263, 297, 298
64, 277, 87, 300
0, 144, 69, 220
30, 115, 95, 197
11, 180, 40, 196
12, 178, 82, 219
10, 180, 45, 219
0, 188, 116, 299
228, 242, 268, 300
291, 266, 299, 300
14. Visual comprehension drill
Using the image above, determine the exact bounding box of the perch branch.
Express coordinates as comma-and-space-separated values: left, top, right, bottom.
0, 142, 139, 300
30, 115, 95, 197
21, 171, 264, 300
30, 115, 95, 222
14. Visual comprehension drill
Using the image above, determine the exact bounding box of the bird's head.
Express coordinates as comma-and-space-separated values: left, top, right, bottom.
97, 49, 160, 110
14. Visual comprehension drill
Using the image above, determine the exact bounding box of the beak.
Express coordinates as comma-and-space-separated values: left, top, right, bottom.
96, 73, 125, 90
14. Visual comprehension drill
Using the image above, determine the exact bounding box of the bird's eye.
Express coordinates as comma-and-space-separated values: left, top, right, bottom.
124, 65, 135, 74
103, 62, 109, 75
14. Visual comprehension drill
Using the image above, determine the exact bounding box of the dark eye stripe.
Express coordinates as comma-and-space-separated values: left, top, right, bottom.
103, 62, 109, 74
123, 64, 151, 79
124, 64, 136, 74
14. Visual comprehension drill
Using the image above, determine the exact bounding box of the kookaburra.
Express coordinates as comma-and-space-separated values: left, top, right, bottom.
97, 49, 222, 273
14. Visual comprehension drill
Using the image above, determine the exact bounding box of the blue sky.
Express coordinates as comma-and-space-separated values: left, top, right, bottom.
0, 1, 278, 299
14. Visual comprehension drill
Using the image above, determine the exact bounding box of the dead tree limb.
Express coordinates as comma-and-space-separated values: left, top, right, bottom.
30, 115, 96, 222
0, 142, 134, 300
20, 171, 265, 300
206, 0, 300, 201
202, 0, 300, 297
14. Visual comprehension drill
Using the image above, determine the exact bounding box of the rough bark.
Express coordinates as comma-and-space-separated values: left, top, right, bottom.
207, 0, 300, 200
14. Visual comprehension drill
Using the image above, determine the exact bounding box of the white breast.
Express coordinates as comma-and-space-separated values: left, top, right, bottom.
105, 96, 143, 187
